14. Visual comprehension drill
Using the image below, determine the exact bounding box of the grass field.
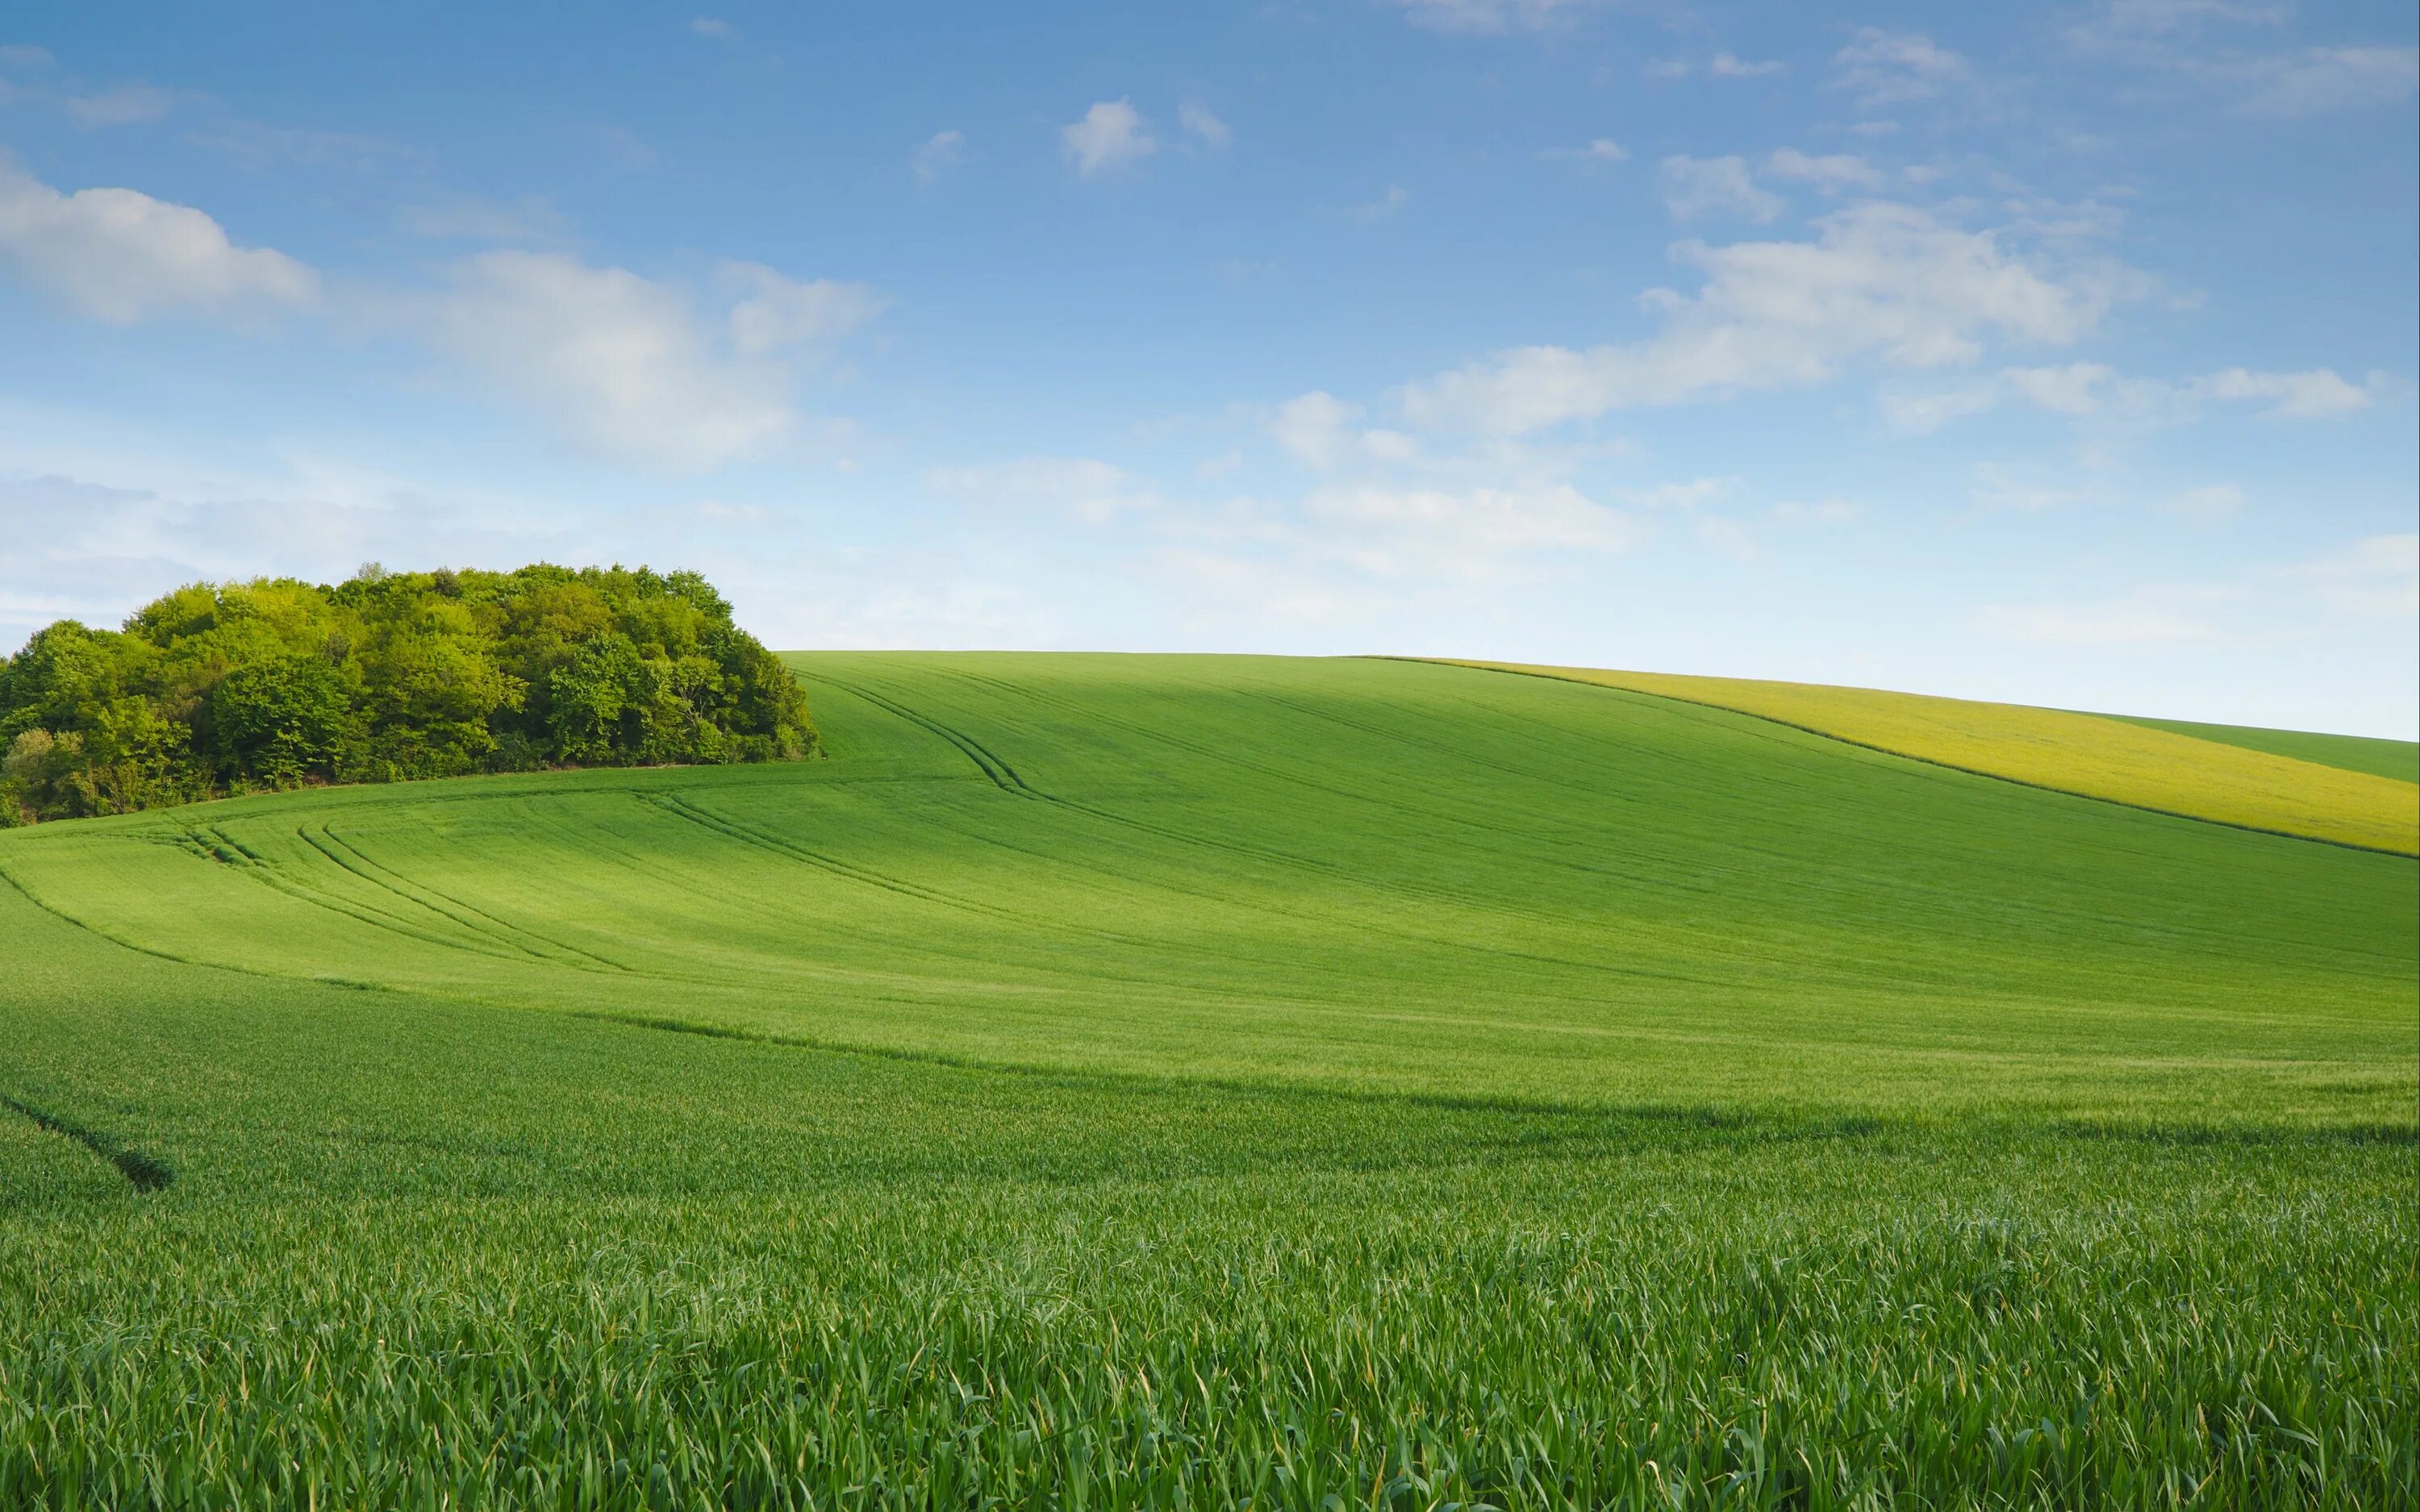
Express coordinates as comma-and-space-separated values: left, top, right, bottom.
2, 652, 2414, 1507
2105, 712, 2420, 784
1437, 659, 2419, 856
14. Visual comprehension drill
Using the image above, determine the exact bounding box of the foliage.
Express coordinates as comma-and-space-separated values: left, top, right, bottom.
1440, 659, 2420, 856
0, 565, 814, 821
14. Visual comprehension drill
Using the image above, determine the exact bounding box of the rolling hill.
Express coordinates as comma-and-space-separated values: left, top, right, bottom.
1432, 659, 2419, 855
2, 652, 2412, 1123
2, 652, 2412, 1506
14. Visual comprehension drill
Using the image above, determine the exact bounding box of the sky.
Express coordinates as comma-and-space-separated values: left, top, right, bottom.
1, 2, 2414, 736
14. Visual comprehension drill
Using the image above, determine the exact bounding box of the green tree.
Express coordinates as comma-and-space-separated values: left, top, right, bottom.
211, 655, 352, 787
0, 564, 816, 823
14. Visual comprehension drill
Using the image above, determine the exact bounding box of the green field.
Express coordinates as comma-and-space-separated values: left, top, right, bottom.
1432, 660, 2419, 856
2105, 712, 2420, 784
2, 653, 2414, 1507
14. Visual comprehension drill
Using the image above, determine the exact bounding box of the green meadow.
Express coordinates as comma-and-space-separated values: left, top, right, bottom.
2, 652, 2414, 1507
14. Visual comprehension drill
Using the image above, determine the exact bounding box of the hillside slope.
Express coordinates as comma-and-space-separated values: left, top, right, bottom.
2, 652, 2409, 1127
1435, 659, 2418, 855
2105, 712, 2420, 783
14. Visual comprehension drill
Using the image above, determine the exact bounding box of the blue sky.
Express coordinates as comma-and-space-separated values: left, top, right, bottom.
2, 2, 2414, 735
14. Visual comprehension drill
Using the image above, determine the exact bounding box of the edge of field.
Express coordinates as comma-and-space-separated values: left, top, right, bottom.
1413, 658, 2420, 859
2099, 711, 2420, 783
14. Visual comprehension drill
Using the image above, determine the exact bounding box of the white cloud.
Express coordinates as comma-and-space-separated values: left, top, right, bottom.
0, 159, 320, 323
925, 456, 1158, 523
720, 262, 886, 356
2064, 3, 2414, 116
1390, 0, 1605, 34
2233, 46, 2418, 115
1771, 498, 1863, 526
2290, 534, 2418, 619
1179, 102, 1231, 152
1297, 481, 1638, 570
1832, 28, 1971, 106
1615, 477, 1734, 510
0, 45, 56, 69
587, 123, 660, 172
1271, 392, 1364, 471
913, 129, 966, 183
397, 194, 569, 244
2160, 484, 2246, 520
0, 162, 883, 471
412, 252, 799, 471
1982, 592, 2226, 645
1404, 202, 2126, 435
1569, 137, 1629, 162
65, 84, 179, 128
1884, 362, 2376, 432
1766, 148, 1884, 193
1270, 392, 1421, 472
1709, 52, 1784, 77
2001, 361, 2119, 417
2067, 0, 2286, 51
691, 16, 733, 39
189, 120, 420, 174
1875, 380, 2002, 435
1349, 185, 1411, 221
1062, 100, 1155, 177
1659, 155, 1784, 223
1970, 461, 2104, 514
2192, 366, 2376, 419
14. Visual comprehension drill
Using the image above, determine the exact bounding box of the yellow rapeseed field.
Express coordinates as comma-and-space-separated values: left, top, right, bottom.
1437, 660, 2420, 857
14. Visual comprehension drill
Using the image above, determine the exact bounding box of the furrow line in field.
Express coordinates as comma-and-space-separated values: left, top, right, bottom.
189, 824, 536, 964
641, 791, 1350, 997
640, 793, 1034, 927
824, 669, 1758, 984
293, 824, 567, 966
923, 666, 1685, 904
0, 1094, 174, 1190
813, 676, 1039, 795
310, 822, 634, 974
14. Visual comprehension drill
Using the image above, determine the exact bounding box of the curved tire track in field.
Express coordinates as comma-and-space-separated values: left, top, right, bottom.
307, 823, 633, 974
182, 823, 539, 964
814, 675, 1040, 796
0, 1094, 173, 1190
816, 667, 1740, 993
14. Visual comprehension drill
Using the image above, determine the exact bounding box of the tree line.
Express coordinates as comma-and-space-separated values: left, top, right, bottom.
0, 564, 816, 825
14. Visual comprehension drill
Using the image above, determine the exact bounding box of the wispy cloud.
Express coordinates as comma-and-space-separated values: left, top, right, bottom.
1062, 100, 1155, 176
1404, 202, 2135, 435
1710, 52, 1784, 77
1831, 28, 1971, 106
65, 82, 181, 127
912, 129, 966, 183
1659, 155, 1784, 222
1766, 148, 1884, 193
1388, 0, 1608, 35
397, 194, 570, 244
926, 456, 1161, 523
1179, 102, 1232, 152
1348, 185, 1410, 222
1882, 362, 2382, 433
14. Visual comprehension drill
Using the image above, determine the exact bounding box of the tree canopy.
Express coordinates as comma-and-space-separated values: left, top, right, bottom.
0, 564, 815, 825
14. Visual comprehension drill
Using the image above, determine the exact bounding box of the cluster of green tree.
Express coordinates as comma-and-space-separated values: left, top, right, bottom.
0, 564, 816, 825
